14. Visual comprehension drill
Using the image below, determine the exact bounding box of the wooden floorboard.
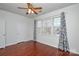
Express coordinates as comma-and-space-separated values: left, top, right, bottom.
0, 40, 79, 56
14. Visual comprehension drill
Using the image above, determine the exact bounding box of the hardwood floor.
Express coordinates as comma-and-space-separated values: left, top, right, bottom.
0, 40, 79, 56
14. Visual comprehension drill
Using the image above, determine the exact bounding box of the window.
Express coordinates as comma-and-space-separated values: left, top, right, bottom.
36, 20, 42, 34
36, 17, 61, 35
37, 20, 42, 28
53, 17, 61, 35
36, 19, 53, 35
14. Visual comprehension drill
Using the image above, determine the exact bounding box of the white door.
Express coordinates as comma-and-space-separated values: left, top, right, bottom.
0, 16, 5, 48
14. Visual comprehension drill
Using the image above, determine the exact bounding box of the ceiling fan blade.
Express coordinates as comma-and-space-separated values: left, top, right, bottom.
34, 7, 42, 9
18, 7, 28, 9
31, 8, 38, 14
35, 9, 42, 12
27, 3, 30, 8
33, 8, 42, 12
33, 8, 42, 13
27, 3, 33, 8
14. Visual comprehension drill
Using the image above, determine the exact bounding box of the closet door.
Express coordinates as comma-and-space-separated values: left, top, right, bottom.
0, 16, 5, 48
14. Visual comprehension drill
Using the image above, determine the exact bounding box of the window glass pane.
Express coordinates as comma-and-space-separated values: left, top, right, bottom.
37, 20, 42, 28
53, 17, 61, 36
46, 20, 52, 27
54, 17, 61, 27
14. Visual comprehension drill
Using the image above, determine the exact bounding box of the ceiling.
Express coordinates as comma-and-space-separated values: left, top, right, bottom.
0, 3, 75, 18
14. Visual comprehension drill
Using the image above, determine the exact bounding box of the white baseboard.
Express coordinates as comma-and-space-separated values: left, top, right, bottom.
37, 40, 79, 54
37, 40, 58, 48
5, 40, 30, 47
70, 49, 79, 54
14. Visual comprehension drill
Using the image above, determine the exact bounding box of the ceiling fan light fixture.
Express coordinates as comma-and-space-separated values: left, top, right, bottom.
31, 10, 34, 13
28, 9, 31, 14
28, 9, 34, 14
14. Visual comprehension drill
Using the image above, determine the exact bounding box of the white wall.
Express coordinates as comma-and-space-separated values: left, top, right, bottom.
0, 11, 5, 48
35, 4, 79, 54
0, 9, 33, 47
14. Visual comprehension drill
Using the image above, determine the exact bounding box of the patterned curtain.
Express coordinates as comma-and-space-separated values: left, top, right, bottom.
58, 12, 69, 52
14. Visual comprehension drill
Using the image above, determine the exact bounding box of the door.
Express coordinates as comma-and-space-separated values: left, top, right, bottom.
0, 16, 5, 48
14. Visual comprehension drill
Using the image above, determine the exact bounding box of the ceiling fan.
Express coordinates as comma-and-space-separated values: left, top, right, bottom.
18, 3, 42, 14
